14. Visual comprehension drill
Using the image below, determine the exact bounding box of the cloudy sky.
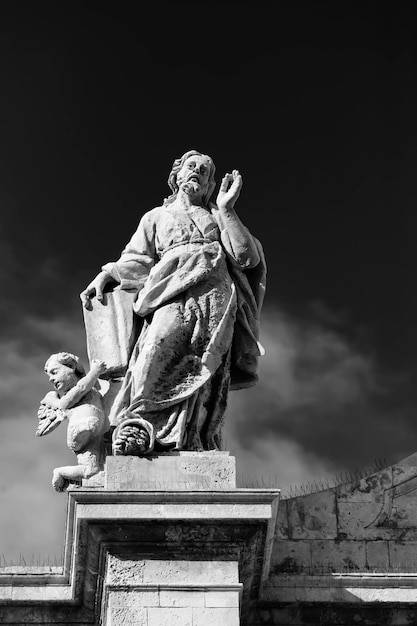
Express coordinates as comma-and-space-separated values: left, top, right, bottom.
0, 2, 416, 563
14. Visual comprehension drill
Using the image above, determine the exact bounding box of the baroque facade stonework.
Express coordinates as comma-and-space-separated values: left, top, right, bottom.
3, 453, 417, 624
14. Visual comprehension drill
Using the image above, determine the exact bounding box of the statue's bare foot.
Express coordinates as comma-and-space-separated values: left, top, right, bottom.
52, 470, 68, 492
113, 425, 150, 456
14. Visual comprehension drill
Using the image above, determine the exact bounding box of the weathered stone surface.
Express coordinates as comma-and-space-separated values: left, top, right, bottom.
10, 585, 73, 601
247, 604, 417, 625
337, 469, 392, 503
107, 556, 239, 586
105, 452, 236, 490
271, 539, 312, 573
389, 540, 417, 570
263, 577, 417, 605
142, 559, 238, 586
104, 551, 242, 623
191, 607, 240, 625
274, 498, 289, 539
108, 589, 160, 607
148, 607, 193, 626
0, 585, 12, 600
108, 607, 147, 626
287, 490, 337, 539
105, 588, 242, 625
261, 456, 417, 618
337, 501, 386, 539
310, 540, 367, 572
82, 469, 105, 488
159, 589, 205, 607
204, 590, 240, 608
366, 540, 390, 570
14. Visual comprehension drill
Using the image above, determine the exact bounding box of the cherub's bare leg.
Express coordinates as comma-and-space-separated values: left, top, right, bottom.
52, 447, 103, 491
52, 466, 85, 491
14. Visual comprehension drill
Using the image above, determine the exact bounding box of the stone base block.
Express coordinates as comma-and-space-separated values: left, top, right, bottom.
105, 452, 236, 490
105, 555, 241, 626
2, 455, 278, 625
108, 605, 240, 626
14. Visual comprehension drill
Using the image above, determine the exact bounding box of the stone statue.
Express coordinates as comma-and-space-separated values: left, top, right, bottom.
80, 150, 266, 456
37, 353, 109, 491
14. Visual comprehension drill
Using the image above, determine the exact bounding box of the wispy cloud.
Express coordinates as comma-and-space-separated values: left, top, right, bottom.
1, 304, 415, 562
0, 314, 87, 420
226, 306, 416, 485
0, 414, 71, 563
0, 313, 86, 562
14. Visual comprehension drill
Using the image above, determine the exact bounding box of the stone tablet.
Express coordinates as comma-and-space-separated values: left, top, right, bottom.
82, 287, 139, 379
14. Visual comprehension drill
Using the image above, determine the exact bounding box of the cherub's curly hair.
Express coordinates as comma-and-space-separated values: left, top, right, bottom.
164, 149, 216, 206
44, 352, 86, 379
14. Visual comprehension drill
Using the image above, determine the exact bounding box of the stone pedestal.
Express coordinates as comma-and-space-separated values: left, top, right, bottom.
105, 451, 237, 490
105, 555, 241, 626
75, 452, 280, 625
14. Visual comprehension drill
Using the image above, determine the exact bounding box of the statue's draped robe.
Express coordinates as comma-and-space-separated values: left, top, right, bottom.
102, 203, 266, 451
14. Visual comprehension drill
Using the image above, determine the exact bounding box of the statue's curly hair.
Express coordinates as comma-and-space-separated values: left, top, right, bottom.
164, 149, 216, 206
44, 352, 86, 379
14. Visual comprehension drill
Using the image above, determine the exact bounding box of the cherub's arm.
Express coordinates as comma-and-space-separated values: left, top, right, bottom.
58, 360, 106, 410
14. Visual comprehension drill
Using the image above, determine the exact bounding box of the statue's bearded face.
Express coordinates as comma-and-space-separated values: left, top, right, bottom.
45, 357, 78, 395
176, 155, 211, 200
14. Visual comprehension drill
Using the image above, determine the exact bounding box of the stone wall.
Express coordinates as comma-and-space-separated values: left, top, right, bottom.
249, 452, 417, 625
271, 452, 417, 575
3, 453, 417, 625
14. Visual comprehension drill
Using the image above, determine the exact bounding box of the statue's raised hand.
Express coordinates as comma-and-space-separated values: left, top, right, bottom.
216, 170, 242, 212
80, 271, 115, 309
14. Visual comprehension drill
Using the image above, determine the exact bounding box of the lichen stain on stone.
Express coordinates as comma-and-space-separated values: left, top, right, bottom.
304, 515, 323, 531
405, 610, 417, 625
295, 501, 305, 525
107, 556, 144, 584
342, 556, 360, 571
272, 557, 300, 574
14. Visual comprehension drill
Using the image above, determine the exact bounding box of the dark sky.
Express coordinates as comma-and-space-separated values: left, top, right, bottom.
0, 1, 417, 560
1, 2, 416, 358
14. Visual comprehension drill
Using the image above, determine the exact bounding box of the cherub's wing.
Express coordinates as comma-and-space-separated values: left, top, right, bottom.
36, 404, 65, 436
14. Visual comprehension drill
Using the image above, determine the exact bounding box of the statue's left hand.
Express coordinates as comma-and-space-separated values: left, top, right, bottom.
80, 271, 115, 308
216, 169, 242, 212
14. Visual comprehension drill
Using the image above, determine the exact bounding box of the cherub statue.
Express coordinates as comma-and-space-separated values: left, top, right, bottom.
37, 352, 109, 491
